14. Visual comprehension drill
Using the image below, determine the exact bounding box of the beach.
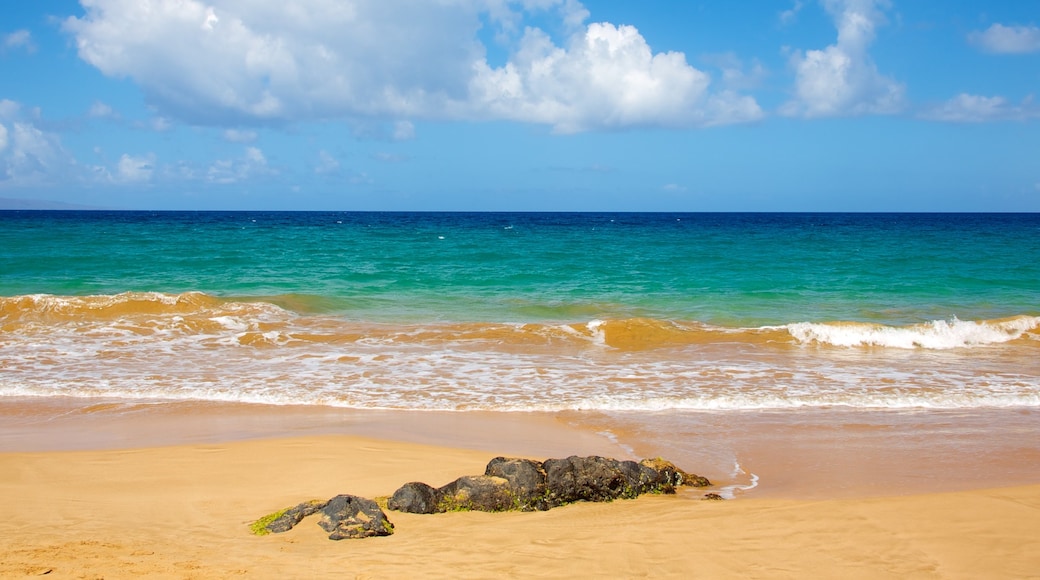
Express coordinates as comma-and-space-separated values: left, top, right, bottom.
2, 400, 1040, 579
2, 212, 1038, 577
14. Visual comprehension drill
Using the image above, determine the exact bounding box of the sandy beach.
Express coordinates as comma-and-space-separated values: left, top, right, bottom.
2, 400, 1039, 579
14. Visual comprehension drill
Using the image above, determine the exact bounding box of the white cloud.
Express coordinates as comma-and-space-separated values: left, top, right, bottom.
63, 0, 760, 132
0, 99, 19, 118
1, 122, 68, 185
372, 152, 407, 163
779, 0, 805, 26
88, 101, 116, 118
702, 53, 768, 92
349, 119, 418, 141
781, 0, 904, 118
392, 120, 416, 141
0, 100, 75, 187
223, 128, 258, 143
969, 24, 1040, 54
207, 146, 273, 184
921, 93, 1039, 123
315, 150, 340, 174
116, 153, 156, 182
3, 29, 36, 53
472, 22, 761, 132
131, 115, 173, 132
662, 183, 687, 192
348, 171, 373, 185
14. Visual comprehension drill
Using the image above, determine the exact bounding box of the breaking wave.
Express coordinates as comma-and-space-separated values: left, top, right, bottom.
2, 292, 1037, 351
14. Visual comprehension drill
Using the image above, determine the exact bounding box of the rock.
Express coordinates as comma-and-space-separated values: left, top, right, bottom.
639, 457, 712, 488
437, 475, 516, 512
383, 455, 715, 515
388, 481, 442, 514
484, 457, 547, 510
702, 493, 725, 501
617, 460, 669, 495
543, 456, 636, 505
261, 499, 329, 534
317, 494, 394, 540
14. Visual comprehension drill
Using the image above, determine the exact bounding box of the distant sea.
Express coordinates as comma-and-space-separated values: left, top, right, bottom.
2, 210, 1037, 414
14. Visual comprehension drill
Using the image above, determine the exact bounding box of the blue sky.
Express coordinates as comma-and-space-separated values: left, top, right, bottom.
1, 0, 1038, 211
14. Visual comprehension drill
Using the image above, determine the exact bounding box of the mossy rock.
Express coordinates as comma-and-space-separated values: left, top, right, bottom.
250, 498, 327, 536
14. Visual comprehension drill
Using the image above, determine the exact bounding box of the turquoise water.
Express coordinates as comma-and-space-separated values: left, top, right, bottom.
1, 211, 1038, 411
3, 211, 1038, 324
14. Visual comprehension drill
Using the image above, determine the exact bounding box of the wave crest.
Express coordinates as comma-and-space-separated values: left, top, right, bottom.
2, 293, 1037, 351
786, 316, 1040, 349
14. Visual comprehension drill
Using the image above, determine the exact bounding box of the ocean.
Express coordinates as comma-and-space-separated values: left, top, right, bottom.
2, 211, 1038, 493
2, 211, 1037, 410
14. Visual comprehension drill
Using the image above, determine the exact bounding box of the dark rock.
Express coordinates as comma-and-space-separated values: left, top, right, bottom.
618, 460, 670, 495
384, 455, 715, 516
484, 457, 547, 510
388, 481, 442, 514
543, 456, 635, 505
258, 499, 329, 534
687, 474, 712, 487
639, 457, 712, 488
702, 493, 725, 501
437, 475, 516, 512
317, 494, 394, 540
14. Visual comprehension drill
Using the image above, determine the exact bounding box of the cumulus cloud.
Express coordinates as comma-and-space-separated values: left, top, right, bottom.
921, 93, 1038, 123
63, 0, 760, 132
88, 101, 116, 119
969, 24, 1040, 54
314, 150, 340, 174
779, 0, 805, 26
781, 0, 904, 118
223, 128, 258, 143
115, 153, 156, 182
149, 117, 172, 132
0, 100, 75, 187
392, 120, 416, 141
471, 22, 762, 132
206, 146, 274, 184
3, 29, 36, 54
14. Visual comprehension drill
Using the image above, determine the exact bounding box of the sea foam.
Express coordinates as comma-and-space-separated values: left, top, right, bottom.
786, 316, 1040, 349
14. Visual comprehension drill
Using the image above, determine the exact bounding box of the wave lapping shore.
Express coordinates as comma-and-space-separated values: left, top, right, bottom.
1, 291, 1038, 412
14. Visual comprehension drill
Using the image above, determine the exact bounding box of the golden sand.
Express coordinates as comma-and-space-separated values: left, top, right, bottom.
2, 418, 1040, 578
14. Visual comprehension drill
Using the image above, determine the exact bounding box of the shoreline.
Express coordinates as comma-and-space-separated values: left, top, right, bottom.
3, 397, 1039, 500
3, 422, 1039, 578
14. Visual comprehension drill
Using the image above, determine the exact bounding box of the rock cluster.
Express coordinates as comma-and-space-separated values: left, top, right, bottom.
251, 455, 713, 540
389, 455, 711, 514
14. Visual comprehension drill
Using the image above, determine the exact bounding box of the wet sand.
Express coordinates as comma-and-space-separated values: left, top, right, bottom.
2, 398, 1040, 578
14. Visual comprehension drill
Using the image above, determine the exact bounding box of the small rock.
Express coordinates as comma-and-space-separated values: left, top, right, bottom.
543, 456, 634, 505
639, 457, 712, 488
388, 481, 441, 514
317, 495, 394, 540
484, 457, 547, 510
262, 499, 329, 534
438, 475, 516, 512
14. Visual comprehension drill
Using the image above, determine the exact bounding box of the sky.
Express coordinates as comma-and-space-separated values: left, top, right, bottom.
0, 0, 1038, 211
